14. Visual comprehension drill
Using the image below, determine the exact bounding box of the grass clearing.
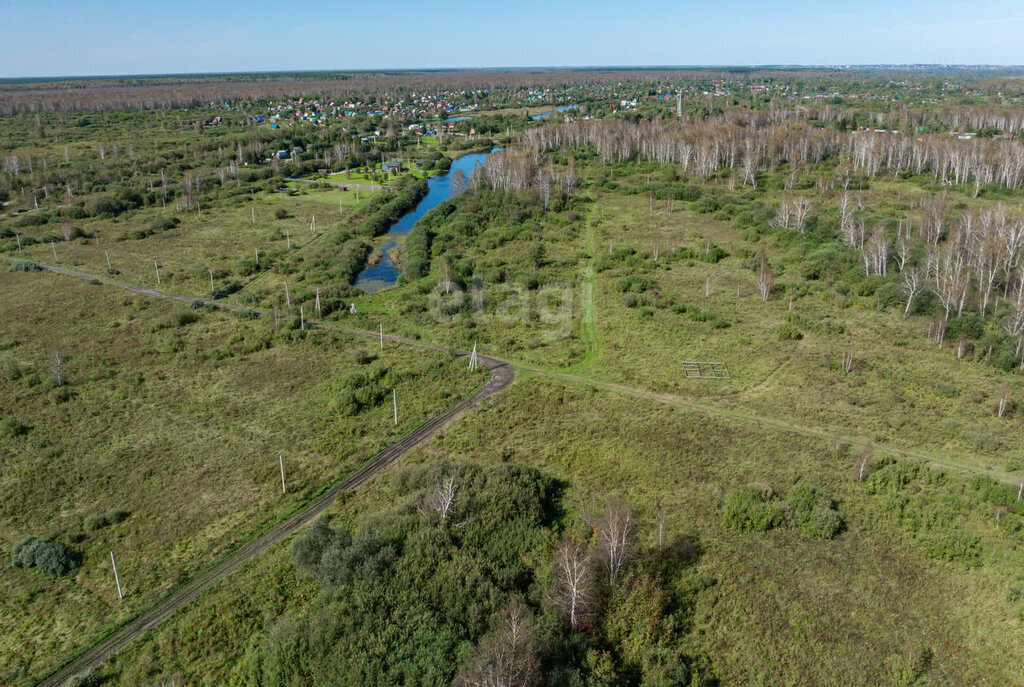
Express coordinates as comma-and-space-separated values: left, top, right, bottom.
0, 269, 481, 683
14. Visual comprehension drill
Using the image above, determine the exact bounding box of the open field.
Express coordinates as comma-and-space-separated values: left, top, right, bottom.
90, 373, 1024, 685
0, 268, 481, 683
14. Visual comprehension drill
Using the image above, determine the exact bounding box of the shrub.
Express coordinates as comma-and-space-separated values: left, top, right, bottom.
722, 485, 784, 532
275, 208, 289, 219
62, 668, 100, 687
786, 485, 843, 539
150, 216, 180, 232
84, 508, 130, 531
774, 323, 803, 341
618, 275, 654, 293
353, 350, 377, 365
10, 536, 79, 577
234, 308, 260, 320
9, 260, 42, 272
0, 417, 29, 438
175, 311, 199, 327
945, 314, 985, 341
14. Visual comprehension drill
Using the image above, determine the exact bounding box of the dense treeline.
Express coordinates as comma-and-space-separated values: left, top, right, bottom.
236, 462, 705, 686
357, 176, 428, 237
517, 117, 1024, 192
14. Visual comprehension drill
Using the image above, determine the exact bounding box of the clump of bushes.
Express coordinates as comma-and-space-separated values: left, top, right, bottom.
774, 322, 803, 340
10, 536, 79, 577
329, 366, 390, 415
233, 308, 260, 320
863, 460, 985, 564
353, 350, 377, 365
723, 484, 843, 539
618, 275, 655, 293
9, 260, 42, 272
0, 417, 30, 438
151, 216, 180, 232
785, 485, 843, 539
62, 668, 100, 687
723, 485, 784, 532
84, 508, 130, 532
119, 215, 181, 241
689, 308, 731, 328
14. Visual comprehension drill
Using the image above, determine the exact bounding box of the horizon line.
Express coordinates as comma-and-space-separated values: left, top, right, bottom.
4, 63, 1024, 83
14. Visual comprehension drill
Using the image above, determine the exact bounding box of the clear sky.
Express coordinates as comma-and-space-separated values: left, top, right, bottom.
3, 0, 1023, 78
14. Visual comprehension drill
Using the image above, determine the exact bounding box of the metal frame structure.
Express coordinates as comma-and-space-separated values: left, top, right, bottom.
681, 361, 730, 379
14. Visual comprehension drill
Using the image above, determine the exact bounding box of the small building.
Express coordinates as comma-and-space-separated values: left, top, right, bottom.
382, 161, 404, 174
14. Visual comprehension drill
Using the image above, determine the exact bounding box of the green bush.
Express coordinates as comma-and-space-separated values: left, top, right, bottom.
85, 508, 130, 531
946, 314, 985, 341
774, 323, 803, 340
10, 536, 79, 577
175, 311, 199, 326
9, 260, 42, 272
786, 485, 843, 539
62, 668, 100, 687
233, 308, 260, 320
150, 216, 180, 232
722, 485, 784, 532
0, 417, 30, 438
618, 275, 655, 293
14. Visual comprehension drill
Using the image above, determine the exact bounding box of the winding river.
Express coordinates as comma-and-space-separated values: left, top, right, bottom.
354, 149, 493, 292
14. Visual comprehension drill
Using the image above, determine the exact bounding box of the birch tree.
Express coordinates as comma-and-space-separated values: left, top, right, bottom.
595, 499, 635, 584
454, 598, 540, 687
551, 535, 592, 631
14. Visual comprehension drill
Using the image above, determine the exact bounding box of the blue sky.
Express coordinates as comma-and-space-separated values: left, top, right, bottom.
3, 0, 1023, 78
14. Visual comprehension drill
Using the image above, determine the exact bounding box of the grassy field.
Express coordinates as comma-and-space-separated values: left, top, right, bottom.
0, 269, 481, 684
580, 192, 1024, 476
94, 373, 1024, 685
6, 186, 386, 300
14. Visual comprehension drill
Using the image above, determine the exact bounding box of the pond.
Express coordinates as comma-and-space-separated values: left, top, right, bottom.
530, 104, 579, 121
353, 149, 493, 292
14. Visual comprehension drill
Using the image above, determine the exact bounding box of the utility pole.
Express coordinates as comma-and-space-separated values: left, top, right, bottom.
154, 260, 161, 285
279, 455, 286, 494
392, 389, 398, 425
315, 288, 321, 313
110, 551, 123, 600
208, 267, 215, 296
300, 304, 305, 330
15, 232, 21, 252
285, 282, 291, 308
255, 247, 259, 265
380, 321, 383, 349
51, 241, 58, 262
105, 251, 112, 271
251, 206, 255, 224
469, 342, 479, 372
286, 228, 291, 249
